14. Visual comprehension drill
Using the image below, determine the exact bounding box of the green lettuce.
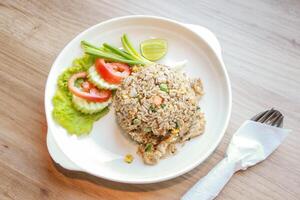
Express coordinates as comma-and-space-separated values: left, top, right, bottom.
52, 54, 109, 135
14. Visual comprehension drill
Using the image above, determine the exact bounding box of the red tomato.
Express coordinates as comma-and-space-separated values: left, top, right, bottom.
68, 72, 111, 102
81, 81, 93, 92
95, 59, 131, 84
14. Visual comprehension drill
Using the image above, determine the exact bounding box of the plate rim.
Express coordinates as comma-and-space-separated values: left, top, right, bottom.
45, 15, 232, 184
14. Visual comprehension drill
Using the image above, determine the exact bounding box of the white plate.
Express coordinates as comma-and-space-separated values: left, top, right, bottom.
45, 16, 231, 184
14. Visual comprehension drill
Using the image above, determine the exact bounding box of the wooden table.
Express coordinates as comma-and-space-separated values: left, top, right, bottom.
1, 0, 299, 199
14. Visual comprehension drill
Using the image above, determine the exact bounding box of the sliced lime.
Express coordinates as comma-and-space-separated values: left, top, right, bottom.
140, 38, 168, 61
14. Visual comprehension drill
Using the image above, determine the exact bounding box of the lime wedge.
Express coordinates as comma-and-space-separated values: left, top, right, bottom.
140, 38, 168, 61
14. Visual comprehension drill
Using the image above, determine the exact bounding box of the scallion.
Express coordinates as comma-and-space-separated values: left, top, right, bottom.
145, 143, 153, 152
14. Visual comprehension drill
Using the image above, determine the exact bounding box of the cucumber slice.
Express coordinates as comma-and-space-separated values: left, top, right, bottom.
72, 95, 111, 114
87, 66, 119, 90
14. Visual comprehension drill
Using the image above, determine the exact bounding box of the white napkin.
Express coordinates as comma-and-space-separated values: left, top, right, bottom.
182, 120, 290, 200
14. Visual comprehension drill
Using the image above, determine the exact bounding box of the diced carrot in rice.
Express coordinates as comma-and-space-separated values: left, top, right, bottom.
153, 96, 163, 105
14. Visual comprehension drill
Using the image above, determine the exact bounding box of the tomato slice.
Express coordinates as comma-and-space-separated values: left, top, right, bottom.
81, 81, 93, 92
95, 59, 131, 84
68, 72, 111, 102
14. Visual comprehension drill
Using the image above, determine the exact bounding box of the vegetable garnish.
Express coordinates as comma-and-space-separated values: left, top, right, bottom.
68, 72, 112, 102
53, 55, 110, 135
81, 41, 143, 65
121, 34, 152, 65
102, 43, 134, 60
140, 38, 168, 61
87, 66, 119, 90
72, 95, 111, 114
95, 59, 131, 84
81, 81, 92, 92
81, 34, 153, 66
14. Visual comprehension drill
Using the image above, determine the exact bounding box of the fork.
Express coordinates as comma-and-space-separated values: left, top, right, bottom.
182, 108, 288, 200
251, 108, 284, 127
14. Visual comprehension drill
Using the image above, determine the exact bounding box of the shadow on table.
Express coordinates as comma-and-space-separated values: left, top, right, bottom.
51, 158, 204, 192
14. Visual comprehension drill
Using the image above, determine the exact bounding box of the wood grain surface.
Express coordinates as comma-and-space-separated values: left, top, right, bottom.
0, 0, 299, 199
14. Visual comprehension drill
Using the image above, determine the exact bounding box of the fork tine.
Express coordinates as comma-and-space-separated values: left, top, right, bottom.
279, 116, 284, 127
273, 115, 284, 127
251, 110, 269, 121
264, 110, 279, 125
267, 111, 281, 125
251, 108, 284, 127
257, 108, 275, 123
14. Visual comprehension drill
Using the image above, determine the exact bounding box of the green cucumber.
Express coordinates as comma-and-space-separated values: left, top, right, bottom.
72, 95, 111, 114
87, 66, 119, 90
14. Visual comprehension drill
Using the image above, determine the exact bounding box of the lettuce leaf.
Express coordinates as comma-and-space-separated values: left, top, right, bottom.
52, 54, 109, 135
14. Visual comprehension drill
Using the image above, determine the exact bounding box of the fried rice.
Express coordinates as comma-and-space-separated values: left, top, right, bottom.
114, 64, 205, 165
